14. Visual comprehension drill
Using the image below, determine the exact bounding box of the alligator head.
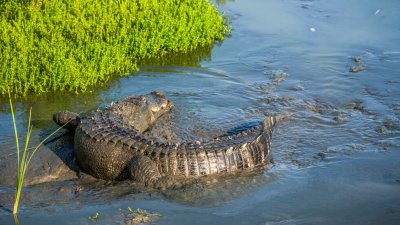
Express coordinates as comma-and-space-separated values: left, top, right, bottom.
53, 91, 173, 133
107, 91, 173, 132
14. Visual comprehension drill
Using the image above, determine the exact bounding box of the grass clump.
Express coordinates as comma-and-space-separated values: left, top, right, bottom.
9, 93, 69, 215
88, 212, 100, 222
0, 0, 230, 96
124, 207, 161, 224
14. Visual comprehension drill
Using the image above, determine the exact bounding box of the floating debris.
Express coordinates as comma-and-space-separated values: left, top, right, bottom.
88, 212, 100, 222
349, 66, 364, 73
333, 116, 349, 123
349, 56, 367, 73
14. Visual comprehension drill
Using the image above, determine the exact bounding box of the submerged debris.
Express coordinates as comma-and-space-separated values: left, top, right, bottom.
349, 56, 367, 73
333, 116, 349, 123
88, 212, 100, 222
349, 66, 364, 73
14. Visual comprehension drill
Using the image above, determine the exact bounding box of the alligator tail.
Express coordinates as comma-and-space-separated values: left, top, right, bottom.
262, 112, 291, 132
53, 110, 81, 131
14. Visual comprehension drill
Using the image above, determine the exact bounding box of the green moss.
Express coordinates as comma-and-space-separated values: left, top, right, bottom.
0, 0, 230, 96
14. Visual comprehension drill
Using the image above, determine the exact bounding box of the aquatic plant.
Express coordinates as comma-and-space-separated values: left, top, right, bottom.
124, 206, 161, 224
9, 94, 69, 215
0, 0, 230, 96
88, 212, 100, 221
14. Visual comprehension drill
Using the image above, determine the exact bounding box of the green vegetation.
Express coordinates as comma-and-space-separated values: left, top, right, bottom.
9, 93, 69, 215
124, 207, 161, 224
88, 212, 100, 221
0, 0, 230, 96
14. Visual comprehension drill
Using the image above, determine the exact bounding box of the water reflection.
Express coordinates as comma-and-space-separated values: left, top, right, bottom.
215, 0, 235, 6
13, 214, 18, 225
138, 45, 214, 67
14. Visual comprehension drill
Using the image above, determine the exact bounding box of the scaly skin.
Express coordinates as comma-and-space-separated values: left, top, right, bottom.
53, 92, 285, 187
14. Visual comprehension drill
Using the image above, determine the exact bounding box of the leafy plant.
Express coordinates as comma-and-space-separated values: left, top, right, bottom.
136, 208, 151, 216
128, 206, 133, 213
9, 94, 70, 215
1, 0, 230, 96
124, 207, 161, 224
88, 212, 100, 221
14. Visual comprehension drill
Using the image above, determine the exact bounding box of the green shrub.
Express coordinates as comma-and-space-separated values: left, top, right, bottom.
0, 0, 230, 96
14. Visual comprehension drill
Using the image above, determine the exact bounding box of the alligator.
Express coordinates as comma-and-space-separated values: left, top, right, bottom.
53, 91, 286, 188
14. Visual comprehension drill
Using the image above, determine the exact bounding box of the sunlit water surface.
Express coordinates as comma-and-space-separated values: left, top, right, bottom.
1, 0, 400, 224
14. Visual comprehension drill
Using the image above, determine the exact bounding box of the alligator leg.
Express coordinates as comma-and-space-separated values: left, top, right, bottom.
129, 155, 161, 186
129, 155, 187, 189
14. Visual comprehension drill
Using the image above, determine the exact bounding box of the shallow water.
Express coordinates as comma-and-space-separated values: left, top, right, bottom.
1, 0, 400, 224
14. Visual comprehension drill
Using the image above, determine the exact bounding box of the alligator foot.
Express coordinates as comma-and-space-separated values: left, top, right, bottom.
129, 155, 161, 186
152, 176, 188, 190
129, 155, 187, 190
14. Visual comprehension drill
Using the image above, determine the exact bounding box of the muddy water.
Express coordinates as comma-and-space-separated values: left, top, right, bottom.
1, 0, 400, 224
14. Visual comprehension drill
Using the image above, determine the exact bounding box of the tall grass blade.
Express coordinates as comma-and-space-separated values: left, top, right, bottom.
9, 96, 72, 215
